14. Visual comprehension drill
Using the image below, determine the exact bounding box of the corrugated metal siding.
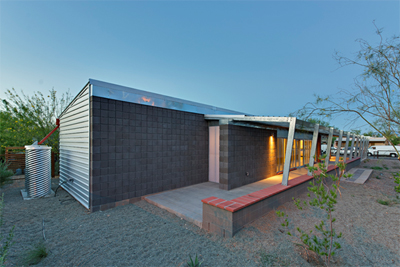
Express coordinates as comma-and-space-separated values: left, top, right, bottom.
59, 85, 90, 209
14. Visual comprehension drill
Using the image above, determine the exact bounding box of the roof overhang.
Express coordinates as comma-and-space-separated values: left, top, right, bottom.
204, 115, 346, 136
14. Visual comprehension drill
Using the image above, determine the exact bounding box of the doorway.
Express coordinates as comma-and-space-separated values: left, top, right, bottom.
209, 126, 220, 183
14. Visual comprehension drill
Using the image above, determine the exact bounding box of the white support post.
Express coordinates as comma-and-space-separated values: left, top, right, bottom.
325, 127, 334, 168
359, 136, 365, 159
362, 137, 368, 159
362, 137, 365, 159
365, 139, 370, 159
282, 117, 296, 186
307, 124, 320, 176
335, 130, 343, 163
349, 133, 355, 160
354, 135, 360, 158
361, 137, 365, 159
344, 132, 350, 163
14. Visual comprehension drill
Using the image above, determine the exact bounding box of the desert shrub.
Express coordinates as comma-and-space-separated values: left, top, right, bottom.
276, 157, 351, 267
21, 242, 48, 266
187, 254, 202, 267
371, 166, 383, 170
377, 199, 389, 205
0, 161, 13, 188
0, 194, 15, 266
394, 172, 400, 194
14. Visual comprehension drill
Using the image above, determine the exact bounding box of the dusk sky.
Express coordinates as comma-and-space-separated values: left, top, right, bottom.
1, 1, 399, 131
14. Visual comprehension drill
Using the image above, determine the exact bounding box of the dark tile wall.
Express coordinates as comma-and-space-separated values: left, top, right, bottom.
219, 124, 277, 190
89, 96, 209, 212
346, 158, 361, 170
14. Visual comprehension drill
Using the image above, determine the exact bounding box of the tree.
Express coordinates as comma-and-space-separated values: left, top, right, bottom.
389, 135, 400, 146
293, 23, 400, 158
277, 158, 351, 266
306, 118, 332, 128
0, 88, 72, 154
362, 130, 380, 137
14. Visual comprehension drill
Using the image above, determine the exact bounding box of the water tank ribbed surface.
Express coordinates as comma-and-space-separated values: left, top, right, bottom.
25, 145, 51, 198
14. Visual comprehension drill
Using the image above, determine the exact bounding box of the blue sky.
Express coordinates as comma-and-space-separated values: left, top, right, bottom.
1, 1, 399, 131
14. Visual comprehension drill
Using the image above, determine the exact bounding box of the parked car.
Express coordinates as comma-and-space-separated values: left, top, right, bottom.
339, 147, 355, 155
367, 146, 400, 157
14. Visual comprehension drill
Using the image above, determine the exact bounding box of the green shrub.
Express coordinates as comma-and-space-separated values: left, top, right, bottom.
276, 156, 351, 267
0, 194, 15, 267
394, 172, 400, 194
21, 242, 48, 266
0, 162, 13, 188
371, 166, 383, 170
187, 254, 202, 267
0, 88, 72, 154
377, 199, 389, 206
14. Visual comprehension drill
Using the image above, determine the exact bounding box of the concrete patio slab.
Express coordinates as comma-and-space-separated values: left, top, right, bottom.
144, 167, 311, 227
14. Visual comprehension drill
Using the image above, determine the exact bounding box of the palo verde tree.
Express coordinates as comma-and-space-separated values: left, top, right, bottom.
293, 22, 400, 158
0, 88, 72, 154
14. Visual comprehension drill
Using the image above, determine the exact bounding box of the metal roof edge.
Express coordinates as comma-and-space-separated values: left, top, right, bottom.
89, 79, 244, 115
58, 81, 90, 119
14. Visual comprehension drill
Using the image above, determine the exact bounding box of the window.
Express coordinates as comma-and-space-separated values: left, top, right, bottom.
276, 138, 312, 172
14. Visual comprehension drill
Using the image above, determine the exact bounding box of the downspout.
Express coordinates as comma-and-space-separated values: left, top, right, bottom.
38, 119, 60, 145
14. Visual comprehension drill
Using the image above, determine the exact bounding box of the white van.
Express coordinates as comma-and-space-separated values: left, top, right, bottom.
367, 146, 400, 158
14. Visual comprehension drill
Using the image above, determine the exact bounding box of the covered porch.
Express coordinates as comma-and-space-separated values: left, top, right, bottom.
147, 116, 368, 236
144, 167, 310, 227
205, 115, 370, 189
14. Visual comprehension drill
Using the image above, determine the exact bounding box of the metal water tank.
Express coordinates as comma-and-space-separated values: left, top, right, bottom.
25, 145, 52, 198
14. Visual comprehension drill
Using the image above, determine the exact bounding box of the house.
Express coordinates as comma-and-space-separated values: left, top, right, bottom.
334, 136, 386, 148
59, 79, 368, 217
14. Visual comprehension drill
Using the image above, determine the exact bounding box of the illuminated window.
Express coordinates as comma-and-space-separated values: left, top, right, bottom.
276, 138, 312, 172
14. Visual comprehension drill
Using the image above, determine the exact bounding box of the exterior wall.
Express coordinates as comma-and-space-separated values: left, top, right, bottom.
277, 129, 313, 140
219, 124, 276, 190
369, 141, 386, 146
90, 96, 209, 212
203, 179, 311, 237
345, 158, 361, 169
59, 84, 90, 209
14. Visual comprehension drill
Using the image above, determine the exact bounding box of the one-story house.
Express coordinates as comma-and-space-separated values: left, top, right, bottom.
59, 79, 369, 215
334, 136, 386, 148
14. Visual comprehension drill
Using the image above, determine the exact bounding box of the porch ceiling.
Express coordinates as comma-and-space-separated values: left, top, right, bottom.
204, 115, 346, 136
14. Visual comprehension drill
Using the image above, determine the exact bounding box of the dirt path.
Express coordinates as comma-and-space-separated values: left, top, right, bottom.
2, 159, 400, 266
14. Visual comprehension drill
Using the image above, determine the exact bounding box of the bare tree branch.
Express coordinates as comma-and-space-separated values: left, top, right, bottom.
293, 24, 400, 158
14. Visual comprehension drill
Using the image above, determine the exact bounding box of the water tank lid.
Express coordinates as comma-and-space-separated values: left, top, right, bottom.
25, 145, 51, 150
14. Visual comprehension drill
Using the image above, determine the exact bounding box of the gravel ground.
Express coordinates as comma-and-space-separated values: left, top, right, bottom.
2, 159, 400, 266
